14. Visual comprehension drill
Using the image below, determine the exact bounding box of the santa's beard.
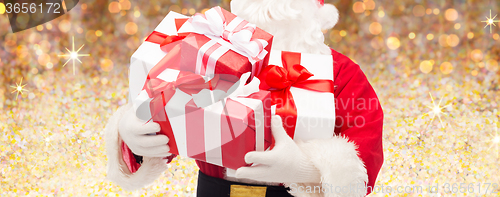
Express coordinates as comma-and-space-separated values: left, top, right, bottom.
231, 0, 331, 55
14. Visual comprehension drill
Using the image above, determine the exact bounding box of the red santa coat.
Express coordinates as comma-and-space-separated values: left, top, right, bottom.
110, 48, 383, 196
329, 48, 384, 194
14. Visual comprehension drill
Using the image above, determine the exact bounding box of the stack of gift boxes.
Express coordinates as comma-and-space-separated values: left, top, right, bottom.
126, 6, 336, 171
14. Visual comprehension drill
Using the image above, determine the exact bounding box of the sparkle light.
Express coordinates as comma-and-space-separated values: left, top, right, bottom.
493, 33, 500, 40
467, 32, 474, 39
58, 37, 91, 75
440, 62, 453, 74
470, 49, 483, 62
0, 3, 5, 14
353, 2, 365, 13
445, 9, 458, 21
378, 10, 385, 18
10, 77, 28, 99
108, 2, 121, 13
339, 30, 347, 37
433, 8, 440, 15
369, 22, 382, 35
125, 22, 138, 35
363, 0, 376, 10
386, 36, 400, 50
419, 60, 433, 73
423, 92, 451, 128
134, 10, 141, 17
408, 32, 416, 39
426, 33, 434, 40
481, 10, 499, 33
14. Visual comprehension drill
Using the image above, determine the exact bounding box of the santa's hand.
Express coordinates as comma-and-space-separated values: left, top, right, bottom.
118, 107, 171, 158
235, 116, 321, 183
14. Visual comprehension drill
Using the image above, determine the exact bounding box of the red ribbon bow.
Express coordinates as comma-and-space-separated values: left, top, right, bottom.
257, 51, 334, 138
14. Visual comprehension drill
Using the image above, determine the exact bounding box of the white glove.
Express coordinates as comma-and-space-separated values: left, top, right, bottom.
118, 106, 171, 158
235, 116, 322, 183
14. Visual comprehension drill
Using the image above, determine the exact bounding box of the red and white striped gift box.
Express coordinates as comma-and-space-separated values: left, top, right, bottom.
176, 7, 273, 81
133, 70, 273, 169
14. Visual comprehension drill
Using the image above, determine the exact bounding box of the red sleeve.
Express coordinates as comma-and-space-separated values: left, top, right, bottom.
120, 142, 177, 173
331, 49, 384, 194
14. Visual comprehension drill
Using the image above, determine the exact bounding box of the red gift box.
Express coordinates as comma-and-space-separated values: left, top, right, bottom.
143, 7, 273, 82
132, 6, 274, 170
133, 64, 273, 169
177, 7, 273, 81
178, 90, 273, 169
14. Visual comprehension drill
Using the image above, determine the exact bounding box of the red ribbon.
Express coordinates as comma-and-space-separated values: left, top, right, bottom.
145, 30, 190, 52
257, 51, 334, 138
145, 18, 190, 51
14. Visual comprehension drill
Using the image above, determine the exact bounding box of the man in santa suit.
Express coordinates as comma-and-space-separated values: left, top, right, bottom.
104, 0, 384, 196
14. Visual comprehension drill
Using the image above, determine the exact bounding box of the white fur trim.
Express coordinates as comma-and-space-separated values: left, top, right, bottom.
286, 136, 368, 197
317, 4, 339, 30
105, 104, 168, 191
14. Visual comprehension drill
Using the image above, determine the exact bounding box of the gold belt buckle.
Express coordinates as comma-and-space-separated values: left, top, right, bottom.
230, 185, 267, 197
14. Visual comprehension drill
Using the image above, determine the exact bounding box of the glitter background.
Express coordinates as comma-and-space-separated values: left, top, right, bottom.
1, 0, 499, 196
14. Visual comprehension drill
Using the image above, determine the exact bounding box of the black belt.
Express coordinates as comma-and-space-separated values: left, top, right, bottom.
196, 170, 294, 197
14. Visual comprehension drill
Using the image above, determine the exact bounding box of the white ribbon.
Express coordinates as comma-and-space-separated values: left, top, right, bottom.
188, 7, 269, 63
192, 72, 266, 165
192, 72, 260, 108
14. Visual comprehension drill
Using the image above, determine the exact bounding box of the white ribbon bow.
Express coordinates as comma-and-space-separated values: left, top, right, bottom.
192, 72, 260, 108
189, 7, 269, 62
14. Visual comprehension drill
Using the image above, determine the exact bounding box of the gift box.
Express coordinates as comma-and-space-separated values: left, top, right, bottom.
129, 7, 273, 101
128, 7, 275, 169
176, 7, 274, 81
133, 67, 273, 169
168, 74, 272, 169
259, 50, 336, 141
129, 11, 190, 103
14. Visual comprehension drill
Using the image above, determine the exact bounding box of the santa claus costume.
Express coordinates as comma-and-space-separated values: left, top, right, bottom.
104, 0, 384, 196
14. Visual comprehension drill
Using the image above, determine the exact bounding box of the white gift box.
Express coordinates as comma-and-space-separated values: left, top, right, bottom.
128, 11, 189, 105
268, 50, 336, 141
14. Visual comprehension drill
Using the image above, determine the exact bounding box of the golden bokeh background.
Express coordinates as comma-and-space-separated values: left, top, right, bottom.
0, 0, 499, 196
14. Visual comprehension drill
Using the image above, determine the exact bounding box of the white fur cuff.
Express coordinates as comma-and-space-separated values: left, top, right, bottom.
104, 104, 168, 191
287, 136, 368, 197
